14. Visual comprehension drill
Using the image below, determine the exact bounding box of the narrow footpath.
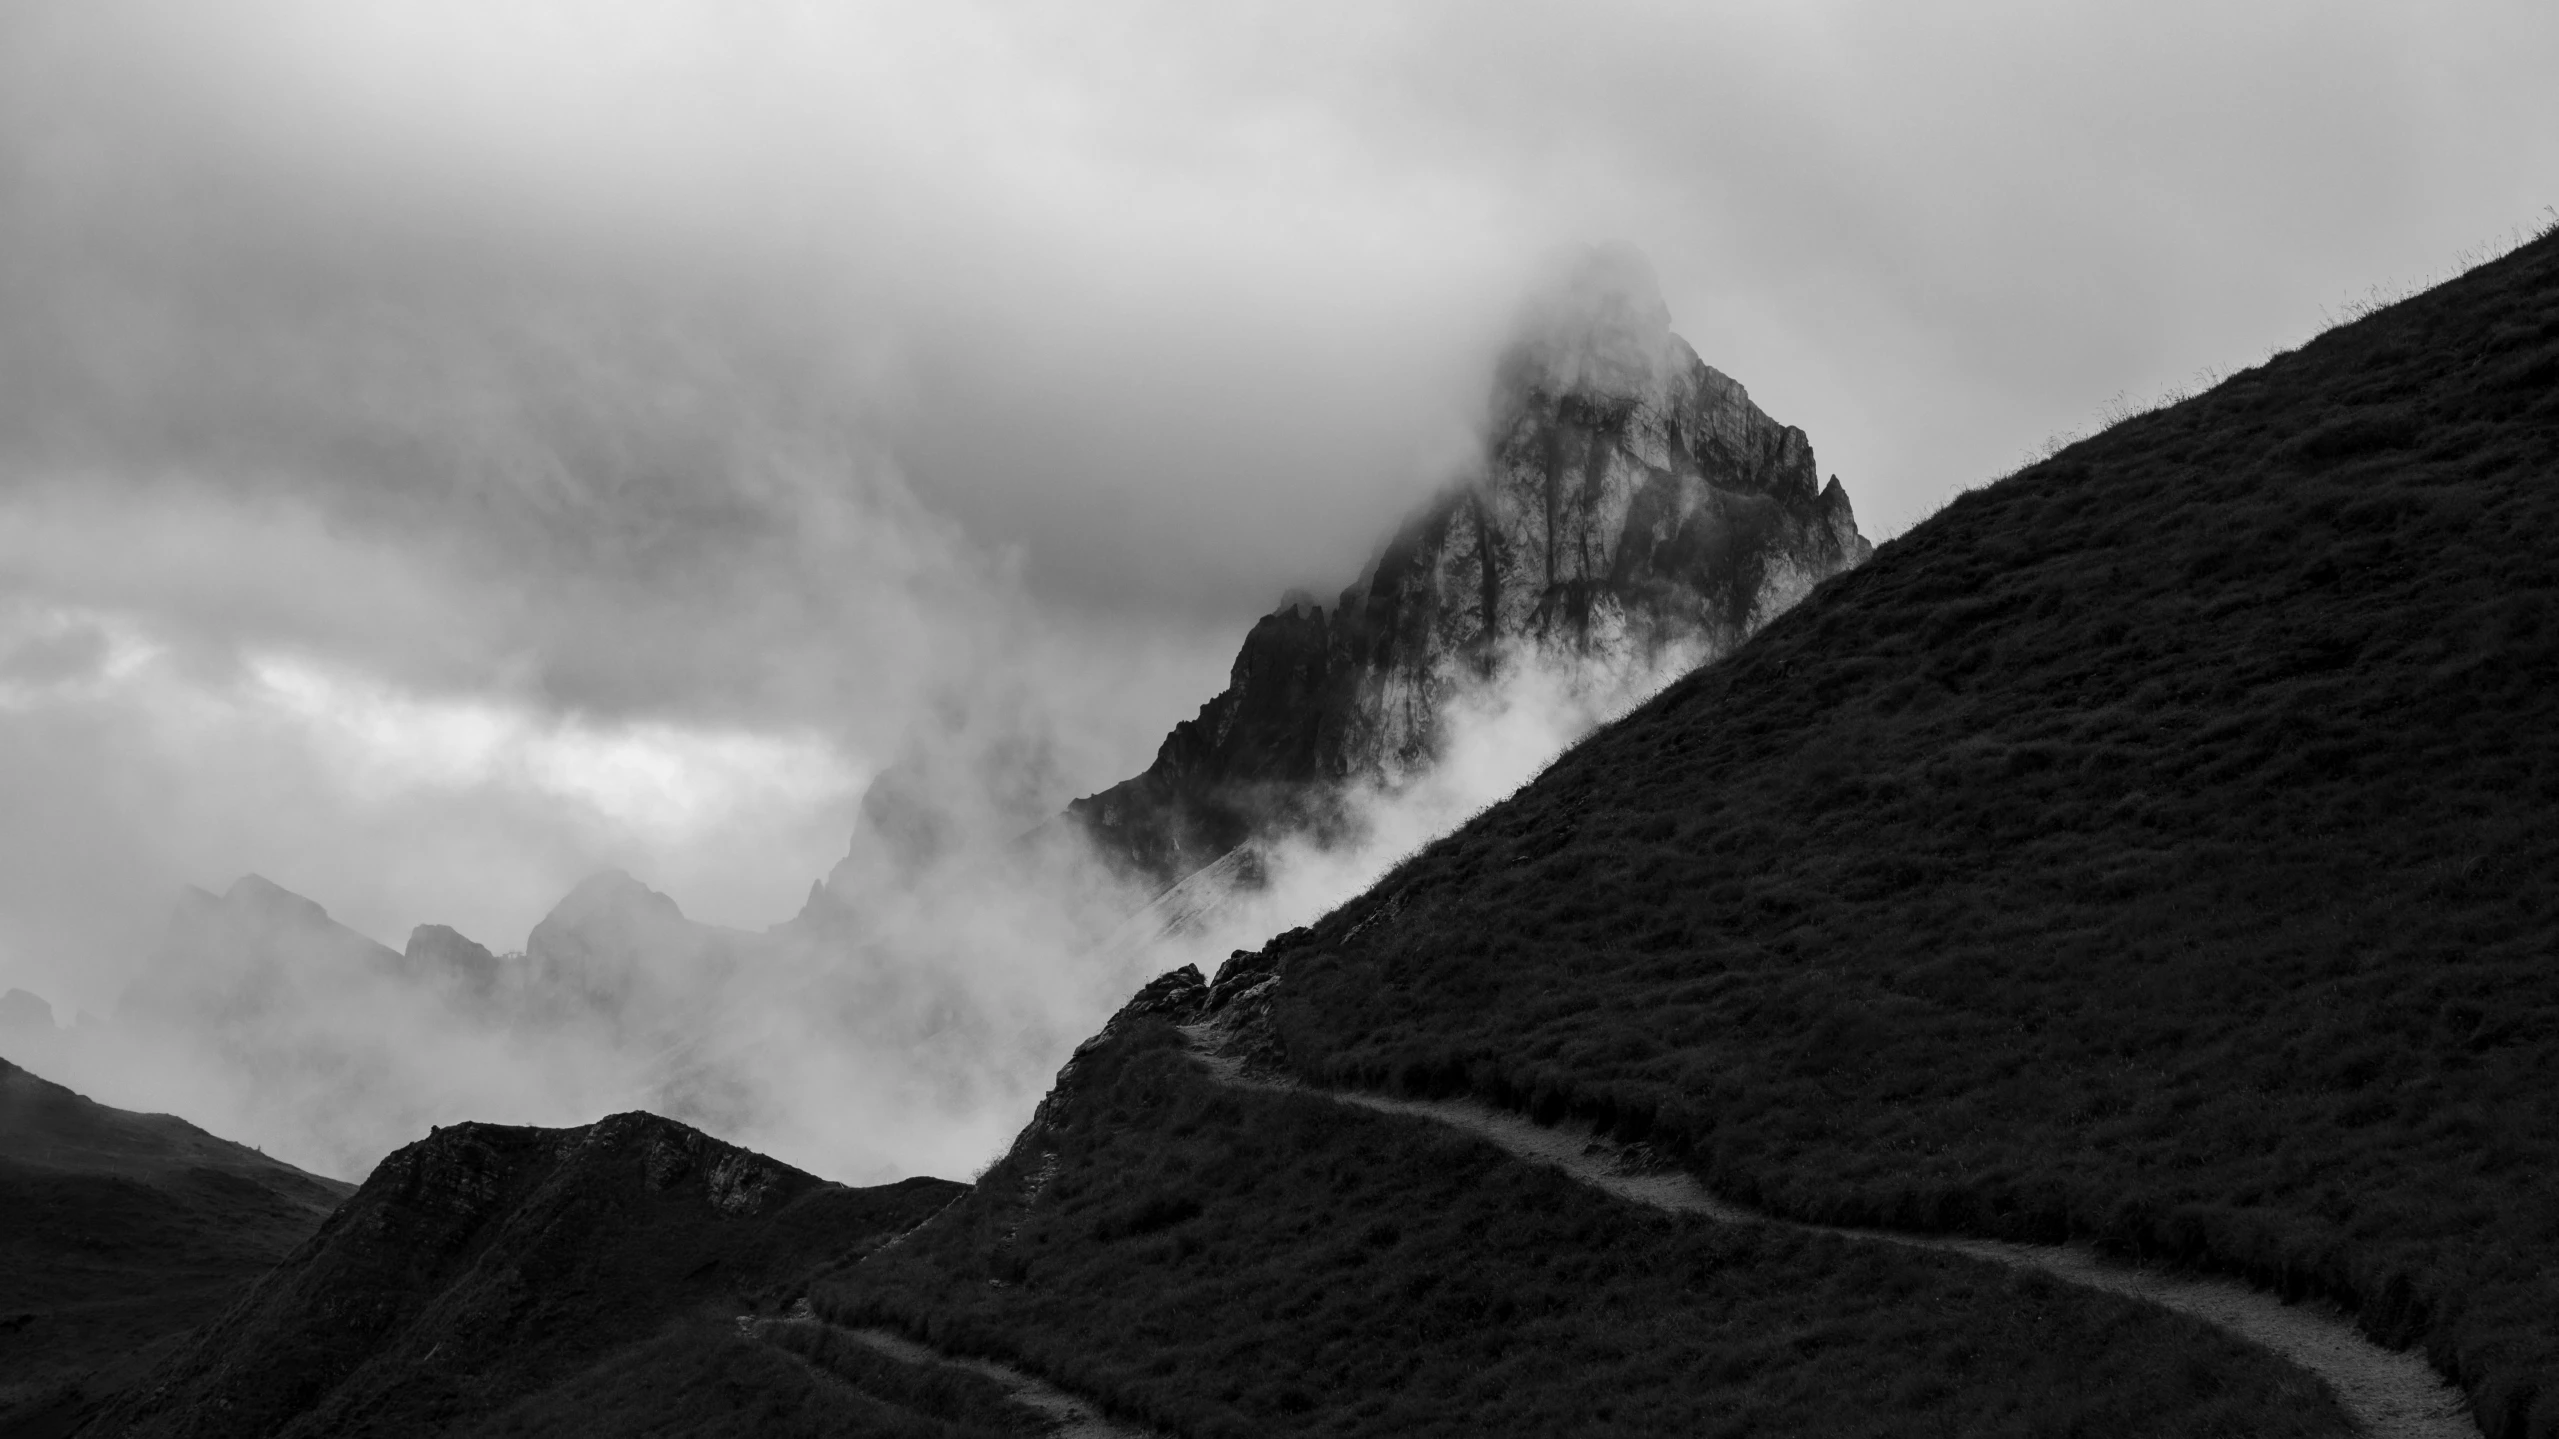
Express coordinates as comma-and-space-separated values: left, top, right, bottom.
752, 1305, 1161, 1439
1182, 1024, 2477, 1439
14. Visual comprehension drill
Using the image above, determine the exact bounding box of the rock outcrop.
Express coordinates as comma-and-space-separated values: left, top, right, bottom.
1067, 245, 1872, 891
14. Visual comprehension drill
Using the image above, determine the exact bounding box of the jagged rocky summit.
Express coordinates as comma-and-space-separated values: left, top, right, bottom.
1068, 245, 1874, 891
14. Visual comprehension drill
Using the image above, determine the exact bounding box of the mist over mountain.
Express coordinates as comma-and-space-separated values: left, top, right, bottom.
814, 220, 2559, 1439
14, 251, 1876, 1191
6, 0, 2552, 1013
4, 8, 2557, 1434
75, 225, 2559, 1439
1070, 245, 1871, 892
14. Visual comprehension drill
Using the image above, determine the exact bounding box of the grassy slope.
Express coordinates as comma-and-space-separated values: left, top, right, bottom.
1231, 230, 2559, 1434
479, 1317, 1045, 1439
0, 1057, 349, 1428
821, 1021, 2351, 1438
91, 1114, 964, 1439
9, 1077, 1029, 1439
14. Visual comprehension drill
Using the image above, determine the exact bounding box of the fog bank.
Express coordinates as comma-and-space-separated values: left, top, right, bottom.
3, 0, 2553, 1178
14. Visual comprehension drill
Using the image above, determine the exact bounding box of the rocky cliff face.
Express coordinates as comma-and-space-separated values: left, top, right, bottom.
1069, 246, 1872, 891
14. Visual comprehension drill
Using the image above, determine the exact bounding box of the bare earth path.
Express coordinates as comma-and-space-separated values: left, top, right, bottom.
754, 1306, 1162, 1439
1182, 1024, 2477, 1439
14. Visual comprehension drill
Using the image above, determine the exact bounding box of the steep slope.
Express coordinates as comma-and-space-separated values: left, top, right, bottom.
812, 976, 2351, 1438
90, 1110, 963, 1438
1067, 246, 1872, 891
1186, 227, 2559, 1434
475, 1316, 1053, 1439
0, 1057, 349, 1431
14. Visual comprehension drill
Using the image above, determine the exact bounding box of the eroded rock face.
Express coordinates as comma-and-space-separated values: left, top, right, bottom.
1069, 246, 1872, 891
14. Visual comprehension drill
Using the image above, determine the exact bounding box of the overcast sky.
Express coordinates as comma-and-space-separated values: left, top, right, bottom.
3, 0, 2555, 1015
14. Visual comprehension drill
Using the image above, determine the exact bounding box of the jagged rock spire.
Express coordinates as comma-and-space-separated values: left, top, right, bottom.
1068, 245, 1872, 892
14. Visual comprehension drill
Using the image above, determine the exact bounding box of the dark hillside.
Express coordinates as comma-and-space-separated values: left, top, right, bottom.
89, 1112, 961, 1438
1219, 228, 2559, 1434
472, 1316, 1049, 1439
0, 1057, 349, 1433
817, 1003, 2351, 1438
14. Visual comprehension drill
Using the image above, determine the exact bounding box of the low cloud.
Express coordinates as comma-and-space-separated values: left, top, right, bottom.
1125, 636, 1712, 998
2, 0, 2553, 1182
5, 620, 1703, 1186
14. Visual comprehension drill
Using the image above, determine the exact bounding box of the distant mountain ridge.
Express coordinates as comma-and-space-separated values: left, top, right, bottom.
40, 870, 771, 1181
36, 245, 1875, 1203
143, 867, 868, 1037
123, 874, 403, 1026
1065, 246, 1871, 890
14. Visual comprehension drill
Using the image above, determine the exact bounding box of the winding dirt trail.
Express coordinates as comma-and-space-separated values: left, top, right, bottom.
756, 1306, 1161, 1439
1183, 1025, 2477, 1439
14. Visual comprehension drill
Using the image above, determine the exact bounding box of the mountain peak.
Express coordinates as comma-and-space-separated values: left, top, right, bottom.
129, 873, 401, 1028
401, 922, 503, 1001
1501, 241, 1689, 406
545, 868, 684, 927
1068, 247, 1872, 891
521, 869, 738, 1034
220, 873, 334, 929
